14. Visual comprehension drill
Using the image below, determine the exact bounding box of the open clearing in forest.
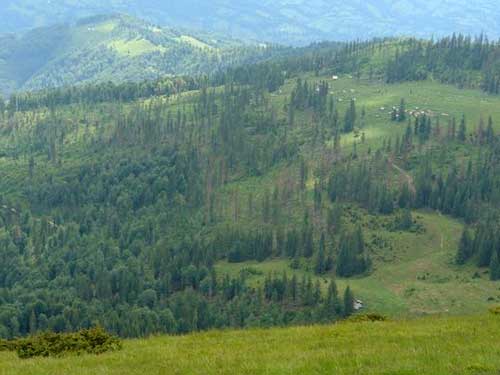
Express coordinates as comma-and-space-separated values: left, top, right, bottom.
216, 211, 500, 317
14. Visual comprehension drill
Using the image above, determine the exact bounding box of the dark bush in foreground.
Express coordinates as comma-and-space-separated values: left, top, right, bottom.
0, 339, 18, 352
1, 327, 122, 359
490, 306, 500, 316
347, 313, 388, 323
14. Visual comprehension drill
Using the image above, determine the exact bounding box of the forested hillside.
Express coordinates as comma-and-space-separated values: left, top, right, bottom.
2, 0, 500, 44
0, 14, 284, 95
0, 36, 500, 339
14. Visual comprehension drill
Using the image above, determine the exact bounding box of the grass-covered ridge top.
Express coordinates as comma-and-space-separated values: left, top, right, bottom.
0, 314, 498, 374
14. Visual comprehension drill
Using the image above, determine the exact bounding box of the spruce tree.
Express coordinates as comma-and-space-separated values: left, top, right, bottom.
0, 97, 5, 118
323, 280, 340, 320
456, 228, 472, 265
490, 251, 500, 281
336, 233, 353, 277
262, 191, 271, 223
378, 188, 394, 214
286, 230, 298, 258
327, 204, 343, 234
315, 233, 326, 274
302, 227, 314, 258
477, 226, 494, 267
343, 99, 356, 133
28, 156, 35, 179
353, 225, 365, 255
395, 209, 413, 230
343, 286, 355, 317
486, 116, 494, 143
336, 227, 368, 277
398, 98, 406, 122
458, 114, 467, 142
449, 117, 457, 140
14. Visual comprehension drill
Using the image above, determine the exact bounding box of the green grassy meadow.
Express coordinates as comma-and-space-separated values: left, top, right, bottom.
1, 314, 499, 375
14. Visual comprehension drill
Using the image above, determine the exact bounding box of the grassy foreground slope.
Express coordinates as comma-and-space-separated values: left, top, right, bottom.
1, 314, 499, 375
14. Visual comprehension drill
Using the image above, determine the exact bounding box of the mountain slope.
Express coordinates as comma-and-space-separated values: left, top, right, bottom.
1, 38, 500, 340
2, 0, 500, 44
0, 14, 276, 94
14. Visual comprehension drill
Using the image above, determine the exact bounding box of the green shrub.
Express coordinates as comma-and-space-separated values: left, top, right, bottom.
2, 327, 122, 359
489, 306, 500, 316
0, 339, 19, 352
240, 267, 263, 277
347, 313, 388, 323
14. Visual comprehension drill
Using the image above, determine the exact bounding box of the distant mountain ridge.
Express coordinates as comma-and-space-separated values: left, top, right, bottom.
2, 0, 500, 45
0, 14, 279, 95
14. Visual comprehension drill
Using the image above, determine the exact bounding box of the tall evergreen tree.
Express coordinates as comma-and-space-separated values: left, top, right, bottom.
343, 99, 356, 133
302, 226, 314, 258
456, 228, 473, 265
343, 286, 355, 317
0, 97, 5, 118
327, 204, 343, 235
490, 251, 500, 281
458, 114, 467, 142
398, 98, 406, 122
322, 280, 341, 320
315, 233, 327, 274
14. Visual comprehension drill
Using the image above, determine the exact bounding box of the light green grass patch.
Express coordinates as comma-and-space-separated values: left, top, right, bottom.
93, 20, 118, 33
177, 35, 213, 50
108, 38, 166, 57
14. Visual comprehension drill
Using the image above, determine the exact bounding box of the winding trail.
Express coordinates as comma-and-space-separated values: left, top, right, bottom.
389, 158, 416, 195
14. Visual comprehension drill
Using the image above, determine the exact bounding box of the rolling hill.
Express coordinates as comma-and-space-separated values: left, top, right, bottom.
0, 14, 279, 95
1, 0, 500, 45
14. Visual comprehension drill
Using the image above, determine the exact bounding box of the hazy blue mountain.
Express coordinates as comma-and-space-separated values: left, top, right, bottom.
0, 14, 278, 94
2, 0, 499, 44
